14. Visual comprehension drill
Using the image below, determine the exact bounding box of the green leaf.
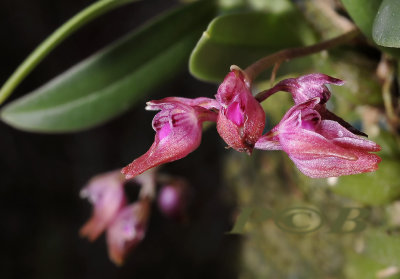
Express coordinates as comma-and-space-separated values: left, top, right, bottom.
373, 0, 400, 48
332, 159, 400, 205
341, 0, 382, 41
1, 0, 216, 133
341, 0, 400, 57
189, 9, 317, 82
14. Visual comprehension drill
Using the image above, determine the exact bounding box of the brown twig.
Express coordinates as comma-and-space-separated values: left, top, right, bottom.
244, 28, 360, 84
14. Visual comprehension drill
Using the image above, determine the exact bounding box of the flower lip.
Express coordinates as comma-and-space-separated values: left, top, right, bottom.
226, 101, 245, 126
158, 123, 172, 141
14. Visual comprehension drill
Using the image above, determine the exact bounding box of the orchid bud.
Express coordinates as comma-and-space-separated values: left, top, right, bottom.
216, 67, 265, 153
106, 199, 150, 265
80, 171, 126, 241
255, 98, 381, 178
157, 180, 187, 220
260, 73, 344, 104
122, 98, 217, 179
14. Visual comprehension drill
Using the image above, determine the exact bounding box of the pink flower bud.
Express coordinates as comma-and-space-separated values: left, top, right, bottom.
255, 98, 381, 178
157, 181, 187, 220
80, 171, 126, 241
216, 67, 265, 153
106, 199, 150, 265
122, 98, 217, 179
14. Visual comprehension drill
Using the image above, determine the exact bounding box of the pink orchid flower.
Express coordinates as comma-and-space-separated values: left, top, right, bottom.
258, 73, 367, 137
122, 97, 218, 179
106, 199, 150, 265
216, 67, 266, 153
255, 98, 381, 178
80, 171, 126, 241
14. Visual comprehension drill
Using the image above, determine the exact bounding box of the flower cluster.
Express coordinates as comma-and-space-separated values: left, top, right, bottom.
122, 68, 381, 179
80, 169, 189, 265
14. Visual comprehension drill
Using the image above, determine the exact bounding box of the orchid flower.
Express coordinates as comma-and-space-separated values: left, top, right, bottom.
255, 98, 381, 178
80, 171, 126, 241
122, 97, 218, 179
216, 66, 266, 154
257, 73, 367, 136
80, 171, 154, 265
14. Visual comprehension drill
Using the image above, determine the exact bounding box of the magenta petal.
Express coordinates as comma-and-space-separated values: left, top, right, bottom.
293, 73, 344, 104
317, 106, 367, 137
317, 120, 381, 152
263, 73, 344, 104
254, 131, 282, 150
289, 151, 381, 178
280, 128, 358, 161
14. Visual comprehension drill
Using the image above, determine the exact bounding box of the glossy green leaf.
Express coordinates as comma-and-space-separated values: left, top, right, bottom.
189, 9, 317, 82
341, 0, 400, 57
332, 159, 400, 205
0, 0, 216, 133
341, 0, 382, 40
373, 0, 400, 47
